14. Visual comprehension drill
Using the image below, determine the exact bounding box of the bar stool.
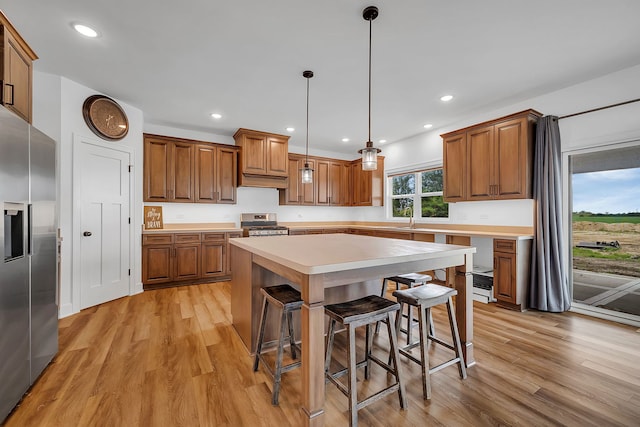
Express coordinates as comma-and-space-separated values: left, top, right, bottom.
376, 273, 433, 344
392, 283, 467, 400
253, 284, 303, 405
324, 295, 406, 427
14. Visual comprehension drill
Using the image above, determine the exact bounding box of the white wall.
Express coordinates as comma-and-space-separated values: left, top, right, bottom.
33, 72, 144, 318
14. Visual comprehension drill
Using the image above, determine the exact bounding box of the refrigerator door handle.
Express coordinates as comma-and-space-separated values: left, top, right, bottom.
27, 204, 32, 255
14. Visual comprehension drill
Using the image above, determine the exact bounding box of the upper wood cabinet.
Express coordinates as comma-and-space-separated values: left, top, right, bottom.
279, 154, 316, 205
441, 109, 541, 202
144, 133, 238, 204
1, 12, 38, 123
234, 128, 289, 189
317, 159, 347, 206
443, 133, 466, 202
351, 157, 384, 207
195, 144, 237, 204
279, 154, 384, 207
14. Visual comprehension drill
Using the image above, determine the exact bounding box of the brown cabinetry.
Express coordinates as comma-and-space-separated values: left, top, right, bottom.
234, 128, 289, 188
0, 12, 37, 123
173, 233, 201, 281
442, 110, 541, 202
201, 233, 225, 278
144, 133, 238, 204
443, 133, 466, 202
142, 231, 241, 288
493, 238, 531, 311
280, 154, 315, 205
195, 144, 237, 204
279, 154, 383, 207
317, 159, 346, 205
351, 158, 384, 206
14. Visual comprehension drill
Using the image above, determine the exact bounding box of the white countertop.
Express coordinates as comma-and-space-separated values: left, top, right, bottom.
229, 233, 476, 275
287, 224, 533, 240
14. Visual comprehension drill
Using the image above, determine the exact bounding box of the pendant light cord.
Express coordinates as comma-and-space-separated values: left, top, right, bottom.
306, 75, 310, 162
368, 16, 372, 143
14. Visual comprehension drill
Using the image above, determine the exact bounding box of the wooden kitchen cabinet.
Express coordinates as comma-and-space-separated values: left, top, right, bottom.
141, 234, 173, 285
351, 157, 384, 206
144, 134, 238, 204
201, 233, 225, 278
443, 133, 466, 202
493, 238, 531, 311
195, 144, 238, 204
279, 154, 316, 205
442, 109, 541, 202
144, 135, 195, 202
234, 128, 289, 188
142, 231, 240, 288
173, 233, 201, 281
279, 154, 383, 207
317, 159, 347, 205
0, 12, 37, 123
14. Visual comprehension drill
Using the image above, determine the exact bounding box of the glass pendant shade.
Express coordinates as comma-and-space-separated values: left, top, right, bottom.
358, 140, 381, 171
301, 163, 313, 183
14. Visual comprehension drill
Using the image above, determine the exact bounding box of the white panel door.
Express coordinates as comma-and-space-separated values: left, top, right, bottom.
76, 141, 131, 309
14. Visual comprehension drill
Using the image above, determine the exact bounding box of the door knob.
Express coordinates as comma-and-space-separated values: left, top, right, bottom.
83, 231, 92, 236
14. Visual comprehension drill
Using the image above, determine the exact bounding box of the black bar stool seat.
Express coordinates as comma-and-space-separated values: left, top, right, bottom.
392, 283, 467, 400
253, 284, 303, 405
324, 295, 406, 427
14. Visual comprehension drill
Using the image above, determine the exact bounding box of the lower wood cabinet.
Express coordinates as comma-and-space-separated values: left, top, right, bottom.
142, 231, 240, 288
493, 239, 531, 311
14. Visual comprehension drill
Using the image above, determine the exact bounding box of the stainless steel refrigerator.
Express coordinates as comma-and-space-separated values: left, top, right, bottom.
1, 105, 58, 422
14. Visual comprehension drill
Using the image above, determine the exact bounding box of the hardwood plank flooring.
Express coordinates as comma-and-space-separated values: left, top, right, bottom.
4, 282, 640, 426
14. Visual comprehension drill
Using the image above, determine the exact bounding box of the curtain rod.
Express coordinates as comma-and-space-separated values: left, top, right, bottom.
558, 97, 640, 120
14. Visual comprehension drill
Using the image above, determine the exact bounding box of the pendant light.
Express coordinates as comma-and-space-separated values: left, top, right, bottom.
358, 5, 381, 171
301, 70, 314, 184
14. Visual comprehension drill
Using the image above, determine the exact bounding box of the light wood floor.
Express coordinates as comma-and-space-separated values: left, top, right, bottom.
4, 282, 640, 427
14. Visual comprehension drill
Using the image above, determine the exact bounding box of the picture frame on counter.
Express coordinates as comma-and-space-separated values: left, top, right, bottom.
144, 206, 163, 230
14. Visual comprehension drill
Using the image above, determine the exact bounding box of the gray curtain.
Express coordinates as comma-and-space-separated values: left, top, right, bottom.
529, 116, 571, 311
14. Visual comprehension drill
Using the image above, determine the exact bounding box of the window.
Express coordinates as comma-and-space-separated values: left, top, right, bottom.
389, 168, 448, 219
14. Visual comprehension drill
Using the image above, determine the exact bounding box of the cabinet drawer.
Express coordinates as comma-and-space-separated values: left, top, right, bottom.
494, 239, 516, 253
143, 234, 173, 245
203, 232, 225, 242
227, 232, 242, 239
174, 233, 201, 243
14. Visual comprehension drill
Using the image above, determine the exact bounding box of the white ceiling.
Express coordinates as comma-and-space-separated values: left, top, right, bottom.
3, 1, 640, 155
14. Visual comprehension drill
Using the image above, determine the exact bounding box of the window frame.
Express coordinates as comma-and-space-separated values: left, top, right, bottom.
387, 162, 449, 222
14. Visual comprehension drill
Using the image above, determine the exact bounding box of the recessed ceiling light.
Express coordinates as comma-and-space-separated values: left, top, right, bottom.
73, 23, 98, 38
286, 127, 295, 132
342, 138, 349, 142
424, 123, 433, 129
440, 95, 453, 102
210, 113, 222, 119
379, 139, 387, 144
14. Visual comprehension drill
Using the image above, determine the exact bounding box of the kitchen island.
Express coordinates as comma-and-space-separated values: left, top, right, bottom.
229, 233, 476, 427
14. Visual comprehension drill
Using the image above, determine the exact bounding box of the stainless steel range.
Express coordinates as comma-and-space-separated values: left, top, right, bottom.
240, 213, 289, 237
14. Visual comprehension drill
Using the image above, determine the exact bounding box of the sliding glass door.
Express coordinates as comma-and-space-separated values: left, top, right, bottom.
568, 143, 640, 325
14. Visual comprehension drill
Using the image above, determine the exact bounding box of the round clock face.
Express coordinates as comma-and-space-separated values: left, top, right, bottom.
82, 95, 129, 141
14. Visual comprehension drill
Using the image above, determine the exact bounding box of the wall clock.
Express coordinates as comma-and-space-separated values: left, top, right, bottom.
82, 95, 129, 141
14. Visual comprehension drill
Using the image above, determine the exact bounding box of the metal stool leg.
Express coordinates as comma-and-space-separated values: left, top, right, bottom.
271, 309, 289, 405
286, 310, 297, 359
253, 296, 269, 372
347, 324, 358, 427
